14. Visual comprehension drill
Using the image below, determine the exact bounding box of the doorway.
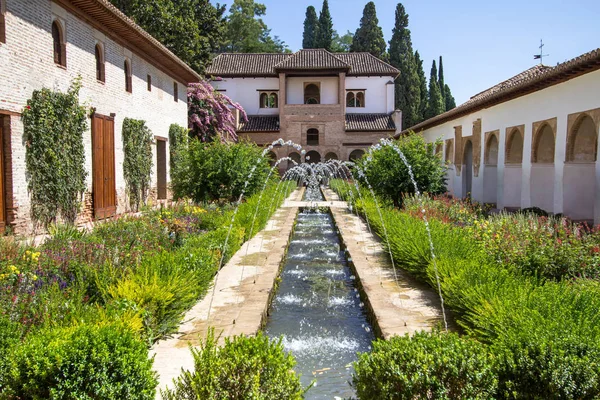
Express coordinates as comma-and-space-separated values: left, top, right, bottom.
0, 118, 5, 232
463, 140, 473, 197
91, 114, 116, 219
156, 139, 167, 200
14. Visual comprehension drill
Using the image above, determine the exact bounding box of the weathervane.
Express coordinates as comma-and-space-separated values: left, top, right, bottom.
534, 39, 549, 65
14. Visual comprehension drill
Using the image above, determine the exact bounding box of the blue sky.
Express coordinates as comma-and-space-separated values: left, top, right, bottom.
219, 0, 600, 105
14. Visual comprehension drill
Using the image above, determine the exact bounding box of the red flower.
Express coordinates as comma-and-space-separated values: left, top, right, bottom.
557, 238, 562, 245
592, 246, 600, 254
26, 105, 31, 109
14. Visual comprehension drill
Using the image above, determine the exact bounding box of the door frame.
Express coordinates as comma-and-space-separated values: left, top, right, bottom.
91, 113, 116, 219
155, 136, 167, 200
0, 117, 5, 232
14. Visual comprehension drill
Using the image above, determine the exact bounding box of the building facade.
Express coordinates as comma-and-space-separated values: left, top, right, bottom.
207, 49, 402, 168
404, 48, 600, 225
0, 0, 200, 233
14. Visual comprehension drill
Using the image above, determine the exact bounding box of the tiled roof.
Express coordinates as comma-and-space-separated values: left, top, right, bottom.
335, 53, 400, 76
399, 47, 600, 135
206, 53, 290, 77
274, 49, 350, 71
238, 115, 280, 132
207, 49, 399, 77
65, 0, 200, 83
345, 113, 396, 132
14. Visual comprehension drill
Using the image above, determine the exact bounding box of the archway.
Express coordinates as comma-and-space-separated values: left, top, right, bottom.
564, 114, 598, 222
531, 124, 555, 213
267, 151, 277, 167
349, 149, 365, 161
305, 150, 321, 164
483, 134, 498, 205
462, 140, 473, 197
324, 152, 338, 161
304, 83, 320, 104
503, 128, 523, 209
288, 152, 301, 170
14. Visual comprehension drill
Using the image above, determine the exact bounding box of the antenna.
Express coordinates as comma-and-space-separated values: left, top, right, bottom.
534, 39, 549, 65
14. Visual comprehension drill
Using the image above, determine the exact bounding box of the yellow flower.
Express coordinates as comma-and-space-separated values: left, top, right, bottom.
32, 275, 38, 281
8, 265, 17, 272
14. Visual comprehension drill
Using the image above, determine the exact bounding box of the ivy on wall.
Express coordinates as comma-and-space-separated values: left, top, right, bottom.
168, 123, 188, 179
22, 78, 88, 227
122, 118, 153, 212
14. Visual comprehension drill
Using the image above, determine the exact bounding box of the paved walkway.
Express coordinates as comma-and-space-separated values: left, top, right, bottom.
322, 188, 449, 338
150, 188, 304, 394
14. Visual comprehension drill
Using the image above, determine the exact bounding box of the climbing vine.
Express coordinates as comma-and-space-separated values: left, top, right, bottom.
168, 123, 188, 177
122, 118, 153, 211
22, 78, 88, 228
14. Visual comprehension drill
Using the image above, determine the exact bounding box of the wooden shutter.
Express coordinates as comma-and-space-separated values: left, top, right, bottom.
92, 114, 116, 219
156, 139, 167, 200
0, 121, 5, 232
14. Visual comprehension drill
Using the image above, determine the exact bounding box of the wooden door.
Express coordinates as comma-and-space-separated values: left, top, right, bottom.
92, 114, 116, 219
156, 139, 167, 200
0, 120, 5, 232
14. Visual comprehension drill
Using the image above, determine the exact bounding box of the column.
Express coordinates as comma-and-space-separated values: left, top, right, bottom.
520, 123, 533, 208
338, 72, 346, 114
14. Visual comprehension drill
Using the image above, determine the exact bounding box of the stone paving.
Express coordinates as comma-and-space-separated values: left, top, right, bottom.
322, 187, 449, 338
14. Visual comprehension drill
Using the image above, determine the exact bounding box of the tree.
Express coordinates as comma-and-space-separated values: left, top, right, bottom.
350, 1, 386, 59
109, 0, 225, 74
316, 0, 333, 51
438, 55, 445, 104
414, 50, 428, 123
331, 30, 354, 52
223, 0, 288, 53
425, 60, 445, 119
444, 84, 457, 110
388, 3, 420, 129
302, 6, 319, 49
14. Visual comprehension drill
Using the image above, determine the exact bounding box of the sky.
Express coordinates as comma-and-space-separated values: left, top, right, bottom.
218, 0, 600, 105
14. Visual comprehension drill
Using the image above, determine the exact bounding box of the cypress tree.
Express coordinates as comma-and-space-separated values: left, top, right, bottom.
350, 1, 386, 58
302, 6, 319, 49
438, 55, 445, 104
388, 3, 420, 130
444, 84, 456, 110
414, 50, 427, 123
425, 60, 445, 119
316, 0, 333, 51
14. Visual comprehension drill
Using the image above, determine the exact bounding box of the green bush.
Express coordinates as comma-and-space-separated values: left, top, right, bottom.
0, 316, 23, 392
168, 123, 189, 180
122, 118, 154, 211
162, 331, 305, 400
356, 133, 446, 207
353, 331, 497, 399
3, 323, 156, 399
172, 139, 270, 202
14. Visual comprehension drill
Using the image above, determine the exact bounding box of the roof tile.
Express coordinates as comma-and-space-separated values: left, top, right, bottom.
345, 113, 396, 131
274, 49, 350, 70
238, 115, 280, 132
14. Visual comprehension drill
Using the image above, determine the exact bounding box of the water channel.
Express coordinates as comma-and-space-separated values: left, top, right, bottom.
264, 186, 375, 399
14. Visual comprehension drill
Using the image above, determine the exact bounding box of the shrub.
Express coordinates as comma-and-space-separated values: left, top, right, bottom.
172, 139, 270, 203
353, 331, 497, 399
122, 118, 154, 211
4, 323, 156, 399
356, 133, 446, 207
168, 123, 189, 179
162, 330, 305, 400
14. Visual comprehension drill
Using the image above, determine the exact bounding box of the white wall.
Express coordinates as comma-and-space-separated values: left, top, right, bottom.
419, 68, 600, 223
345, 76, 393, 114
286, 76, 339, 105
211, 77, 279, 115
0, 0, 188, 231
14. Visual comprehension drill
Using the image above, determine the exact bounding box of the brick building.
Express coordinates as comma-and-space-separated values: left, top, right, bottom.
206, 49, 402, 168
0, 0, 200, 233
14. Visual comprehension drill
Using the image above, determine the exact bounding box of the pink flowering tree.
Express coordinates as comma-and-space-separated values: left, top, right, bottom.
188, 80, 248, 142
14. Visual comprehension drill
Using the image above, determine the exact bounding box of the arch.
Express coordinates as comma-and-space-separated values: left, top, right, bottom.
349, 149, 365, 161
95, 43, 105, 82
567, 115, 597, 162
445, 141, 454, 164
304, 83, 320, 104
485, 134, 499, 165
307, 128, 319, 146
506, 128, 523, 164
462, 139, 473, 197
269, 93, 278, 108
346, 92, 355, 107
532, 124, 555, 163
288, 151, 301, 170
124, 59, 132, 93
266, 151, 277, 167
434, 143, 443, 157
356, 92, 365, 107
305, 150, 321, 164
260, 92, 268, 107
52, 20, 66, 67
324, 152, 338, 161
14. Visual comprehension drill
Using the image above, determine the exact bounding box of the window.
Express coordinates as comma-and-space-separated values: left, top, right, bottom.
173, 82, 178, 102
95, 43, 105, 82
307, 128, 319, 146
147, 75, 152, 91
259, 91, 278, 108
346, 90, 365, 107
124, 59, 132, 93
0, 0, 6, 44
304, 83, 320, 104
52, 20, 66, 67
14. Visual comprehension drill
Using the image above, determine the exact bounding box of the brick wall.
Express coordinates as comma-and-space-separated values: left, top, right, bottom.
0, 0, 189, 233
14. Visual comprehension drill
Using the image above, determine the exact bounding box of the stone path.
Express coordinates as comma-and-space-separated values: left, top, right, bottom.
322, 188, 449, 339
150, 188, 304, 394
